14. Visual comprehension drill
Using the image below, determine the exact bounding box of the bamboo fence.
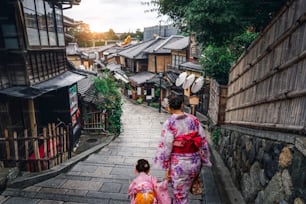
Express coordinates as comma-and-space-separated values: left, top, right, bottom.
226, 0, 306, 134
208, 79, 228, 125
0, 123, 69, 172
83, 111, 108, 132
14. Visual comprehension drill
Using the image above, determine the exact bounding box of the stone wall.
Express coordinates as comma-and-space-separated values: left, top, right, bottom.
216, 125, 306, 204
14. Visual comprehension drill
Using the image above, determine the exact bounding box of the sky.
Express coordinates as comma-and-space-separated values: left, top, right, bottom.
63, 0, 169, 33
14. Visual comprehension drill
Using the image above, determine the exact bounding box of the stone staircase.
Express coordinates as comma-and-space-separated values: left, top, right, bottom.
0, 168, 9, 192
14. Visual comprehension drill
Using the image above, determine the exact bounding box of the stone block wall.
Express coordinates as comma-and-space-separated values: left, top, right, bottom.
216, 125, 306, 204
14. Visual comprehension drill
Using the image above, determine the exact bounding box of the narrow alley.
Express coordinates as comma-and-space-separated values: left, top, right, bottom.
0, 98, 222, 204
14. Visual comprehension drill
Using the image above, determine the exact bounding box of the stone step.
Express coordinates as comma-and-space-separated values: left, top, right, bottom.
0, 168, 10, 191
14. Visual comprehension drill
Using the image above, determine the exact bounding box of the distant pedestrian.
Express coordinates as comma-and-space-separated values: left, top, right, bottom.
154, 95, 212, 204
128, 159, 157, 204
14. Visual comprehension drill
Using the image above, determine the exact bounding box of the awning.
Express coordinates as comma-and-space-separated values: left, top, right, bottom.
114, 72, 129, 83
0, 71, 86, 99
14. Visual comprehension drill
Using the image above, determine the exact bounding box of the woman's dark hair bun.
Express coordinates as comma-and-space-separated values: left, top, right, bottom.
168, 95, 183, 110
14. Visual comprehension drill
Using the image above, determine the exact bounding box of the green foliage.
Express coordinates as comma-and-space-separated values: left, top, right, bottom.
154, 88, 160, 102
201, 45, 234, 85
201, 30, 259, 85
137, 97, 143, 104
211, 127, 221, 145
151, 0, 286, 46
230, 31, 259, 59
150, 103, 159, 109
147, 0, 285, 85
93, 73, 123, 135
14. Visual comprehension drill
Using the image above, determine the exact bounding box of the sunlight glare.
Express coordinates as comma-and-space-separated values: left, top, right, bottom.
90, 21, 107, 33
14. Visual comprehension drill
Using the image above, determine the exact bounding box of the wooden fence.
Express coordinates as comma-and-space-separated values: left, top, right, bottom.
83, 111, 108, 132
0, 124, 69, 172
208, 79, 228, 125
226, 0, 306, 134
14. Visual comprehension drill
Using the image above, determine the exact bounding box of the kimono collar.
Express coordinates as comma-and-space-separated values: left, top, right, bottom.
172, 112, 188, 120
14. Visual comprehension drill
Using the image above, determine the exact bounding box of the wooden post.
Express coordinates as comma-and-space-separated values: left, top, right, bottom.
52, 124, 58, 166
28, 99, 41, 171
43, 128, 47, 170
59, 127, 64, 162
13, 132, 18, 163
24, 130, 30, 171
56, 126, 60, 164
28, 99, 37, 139
33, 127, 41, 172
191, 105, 196, 115
63, 128, 67, 161
93, 113, 95, 129
4, 129, 10, 160
48, 124, 54, 168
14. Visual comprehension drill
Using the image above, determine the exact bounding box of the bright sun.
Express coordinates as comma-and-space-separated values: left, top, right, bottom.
90, 21, 107, 33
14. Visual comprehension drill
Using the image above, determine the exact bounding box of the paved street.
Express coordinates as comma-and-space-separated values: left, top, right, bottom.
0, 98, 222, 204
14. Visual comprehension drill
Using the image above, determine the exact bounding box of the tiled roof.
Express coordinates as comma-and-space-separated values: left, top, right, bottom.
77, 74, 96, 96
144, 35, 185, 54
118, 38, 158, 59
166, 70, 180, 84
180, 62, 202, 71
128, 72, 155, 85
146, 74, 171, 88
66, 43, 79, 55
164, 37, 189, 50
106, 62, 121, 72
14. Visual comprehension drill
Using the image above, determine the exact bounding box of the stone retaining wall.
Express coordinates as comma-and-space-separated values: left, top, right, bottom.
216, 125, 306, 204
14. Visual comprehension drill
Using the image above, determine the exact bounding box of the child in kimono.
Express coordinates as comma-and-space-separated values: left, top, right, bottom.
128, 159, 158, 204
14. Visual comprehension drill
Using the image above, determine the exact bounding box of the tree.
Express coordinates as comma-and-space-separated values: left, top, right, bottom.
150, 0, 286, 46
201, 30, 258, 85
148, 0, 286, 84
94, 73, 123, 135
104, 29, 118, 40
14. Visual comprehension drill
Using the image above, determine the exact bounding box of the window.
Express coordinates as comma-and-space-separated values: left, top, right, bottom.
23, 0, 40, 46
2, 24, 19, 49
22, 0, 65, 47
55, 7, 64, 46
45, 1, 57, 46
172, 55, 186, 69
36, 0, 48, 45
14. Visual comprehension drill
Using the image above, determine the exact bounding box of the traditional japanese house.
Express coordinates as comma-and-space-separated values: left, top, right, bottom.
66, 42, 82, 68
63, 15, 81, 44
179, 62, 209, 114
118, 38, 159, 73
161, 35, 208, 115
128, 72, 155, 100
145, 35, 187, 74
0, 0, 84, 171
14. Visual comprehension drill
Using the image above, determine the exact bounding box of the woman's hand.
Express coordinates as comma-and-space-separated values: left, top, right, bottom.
165, 169, 171, 181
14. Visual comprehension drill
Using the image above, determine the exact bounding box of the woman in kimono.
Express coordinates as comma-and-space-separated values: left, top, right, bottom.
154, 95, 211, 204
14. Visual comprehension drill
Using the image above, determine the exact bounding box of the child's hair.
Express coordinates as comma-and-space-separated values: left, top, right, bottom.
168, 95, 184, 110
136, 159, 150, 173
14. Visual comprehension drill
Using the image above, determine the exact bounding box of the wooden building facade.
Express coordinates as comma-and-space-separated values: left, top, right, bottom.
0, 0, 83, 172
147, 54, 171, 73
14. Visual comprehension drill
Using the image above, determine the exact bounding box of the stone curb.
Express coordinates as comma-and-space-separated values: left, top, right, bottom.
6, 135, 116, 189
205, 130, 245, 204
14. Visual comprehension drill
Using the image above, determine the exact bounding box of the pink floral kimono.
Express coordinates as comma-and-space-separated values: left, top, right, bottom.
154, 113, 211, 204
128, 172, 158, 204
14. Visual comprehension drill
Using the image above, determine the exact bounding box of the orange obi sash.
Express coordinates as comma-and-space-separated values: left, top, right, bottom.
135, 191, 155, 204
172, 131, 201, 153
